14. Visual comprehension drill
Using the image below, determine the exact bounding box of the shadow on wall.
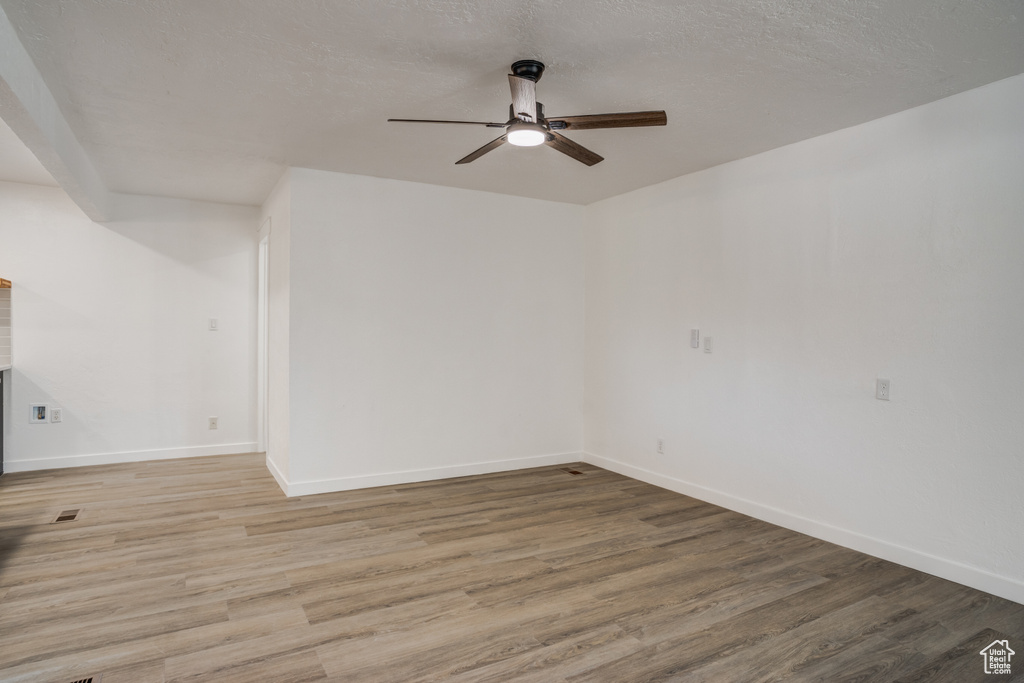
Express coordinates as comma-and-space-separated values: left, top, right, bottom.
98, 193, 259, 264
3, 366, 109, 468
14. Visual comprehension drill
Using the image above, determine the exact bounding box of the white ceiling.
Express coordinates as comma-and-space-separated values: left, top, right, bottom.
2, 0, 1023, 207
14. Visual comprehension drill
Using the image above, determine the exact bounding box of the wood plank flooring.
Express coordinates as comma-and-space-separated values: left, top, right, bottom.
0, 454, 1020, 682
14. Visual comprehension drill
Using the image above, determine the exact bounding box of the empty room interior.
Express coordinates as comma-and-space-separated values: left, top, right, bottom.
1, 1, 1023, 681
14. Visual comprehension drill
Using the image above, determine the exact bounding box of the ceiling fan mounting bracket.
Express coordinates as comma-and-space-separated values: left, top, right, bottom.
511, 60, 545, 82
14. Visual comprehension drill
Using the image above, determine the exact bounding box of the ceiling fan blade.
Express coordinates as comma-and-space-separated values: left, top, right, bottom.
455, 134, 508, 164
547, 111, 667, 130
508, 75, 537, 122
388, 118, 508, 128
545, 132, 604, 166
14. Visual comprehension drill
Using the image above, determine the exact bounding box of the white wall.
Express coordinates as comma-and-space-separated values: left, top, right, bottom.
583, 73, 1024, 603
0, 182, 258, 469
3, 70, 1019, 606
278, 169, 585, 494
260, 171, 291, 485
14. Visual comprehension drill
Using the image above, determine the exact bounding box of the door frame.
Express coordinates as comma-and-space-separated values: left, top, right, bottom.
256, 218, 271, 454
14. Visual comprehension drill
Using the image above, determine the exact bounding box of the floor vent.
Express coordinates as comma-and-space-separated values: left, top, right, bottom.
52, 509, 81, 523
69, 676, 101, 683
560, 467, 583, 476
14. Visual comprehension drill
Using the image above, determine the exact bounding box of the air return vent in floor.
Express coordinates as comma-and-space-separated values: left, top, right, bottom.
52, 509, 81, 523
69, 676, 101, 683
560, 467, 583, 476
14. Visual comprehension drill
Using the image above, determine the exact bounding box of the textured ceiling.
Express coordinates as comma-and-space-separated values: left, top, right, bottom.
2, 0, 1023, 206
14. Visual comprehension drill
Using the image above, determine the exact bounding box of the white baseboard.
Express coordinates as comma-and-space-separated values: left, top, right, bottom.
583, 451, 1024, 606
265, 454, 289, 493
268, 451, 581, 497
3, 442, 258, 472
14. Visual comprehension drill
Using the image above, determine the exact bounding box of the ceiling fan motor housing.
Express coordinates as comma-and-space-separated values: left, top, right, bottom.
511, 59, 545, 82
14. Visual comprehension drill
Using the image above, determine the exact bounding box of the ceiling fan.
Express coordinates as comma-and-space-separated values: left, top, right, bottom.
388, 60, 667, 166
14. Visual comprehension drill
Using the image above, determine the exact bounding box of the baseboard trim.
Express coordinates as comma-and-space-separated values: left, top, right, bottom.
270, 451, 582, 497
582, 451, 1024, 606
4, 442, 259, 472
265, 454, 289, 493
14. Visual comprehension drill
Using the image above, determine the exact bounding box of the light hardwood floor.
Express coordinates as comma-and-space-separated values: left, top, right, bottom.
0, 454, 1020, 682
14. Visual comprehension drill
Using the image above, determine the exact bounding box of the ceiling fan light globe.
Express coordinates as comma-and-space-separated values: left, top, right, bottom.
507, 123, 547, 147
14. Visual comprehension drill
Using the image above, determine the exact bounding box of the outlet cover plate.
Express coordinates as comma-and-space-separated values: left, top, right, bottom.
876, 378, 891, 401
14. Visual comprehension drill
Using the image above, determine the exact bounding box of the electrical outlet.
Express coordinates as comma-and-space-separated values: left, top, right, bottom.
208, 416, 218, 429
704, 336, 713, 353
50, 408, 62, 423
209, 318, 219, 331
657, 438, 664, 454
876, 378, 891, 401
